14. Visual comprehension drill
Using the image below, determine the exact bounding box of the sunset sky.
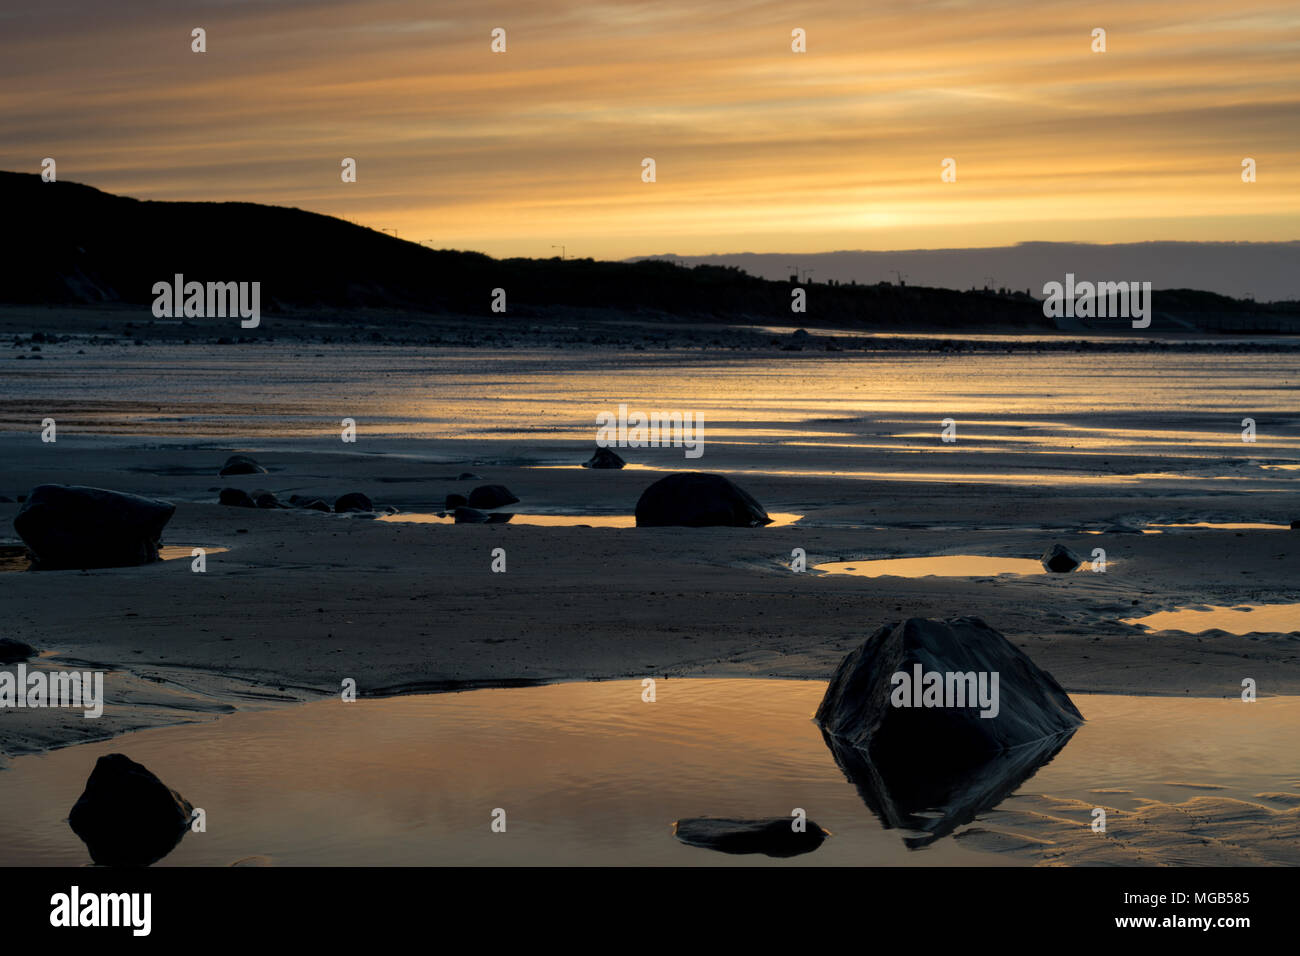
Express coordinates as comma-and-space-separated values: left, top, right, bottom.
3, 0, 1297, 259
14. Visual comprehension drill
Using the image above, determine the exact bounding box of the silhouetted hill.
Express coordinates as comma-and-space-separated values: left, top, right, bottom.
5, 173, 1294, 333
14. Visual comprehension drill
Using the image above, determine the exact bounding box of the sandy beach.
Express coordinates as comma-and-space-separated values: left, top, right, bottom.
3, 336, 1299, 754
3, 317, 1299, 866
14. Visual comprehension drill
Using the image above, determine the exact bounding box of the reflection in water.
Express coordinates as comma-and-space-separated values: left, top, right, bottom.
1124, 604, 1300, 634
0, 682, 1295, 866
820, 729, 1076, 848
815, 555, 1082, 577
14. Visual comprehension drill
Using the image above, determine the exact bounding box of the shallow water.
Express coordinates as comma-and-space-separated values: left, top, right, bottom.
2, 346, 1298, 491
1146, 522, 1292, 531
814, 555, 1091, 577
1, 680, 1294, 867
1124, 604, 1300, 635
378, 512, 803, 528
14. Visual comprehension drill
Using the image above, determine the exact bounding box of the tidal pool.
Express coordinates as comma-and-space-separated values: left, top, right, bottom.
1124, 604, 1300, 635
1145, 522, 1291, 531
379, 513, 803, 528
0, 680, 1294, 867
814, 555, 1090, 577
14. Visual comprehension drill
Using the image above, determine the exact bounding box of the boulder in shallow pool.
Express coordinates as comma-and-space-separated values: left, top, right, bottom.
674, 817, 828, 857
583, 448, 626, 469
1040, 543, 1082, 572
634, 472, 771, 527
467, 485, 519, 509
816, 617, 1082, 778
68, 754, 194, 866
218, 454, 266, 476
13, 485, 175, 570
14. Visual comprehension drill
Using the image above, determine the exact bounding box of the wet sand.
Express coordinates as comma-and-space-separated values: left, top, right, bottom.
1, 430, 1298, 764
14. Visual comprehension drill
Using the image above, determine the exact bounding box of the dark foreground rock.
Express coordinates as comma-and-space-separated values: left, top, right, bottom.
454, 507, 489, 524
583, 448, 626, 469
252, 490, 286, 509
218, 454, 266, 476
0, 637, 36, 663
68, 754, 194, 866
1291, 520, 1300, 530
674, 817, 828, 857
634, 472, 771, 527
14, 485, 175, 570
445, 493, 468, 509
218, 487, 256, 508
1040, 543, 1082, 572
815, 617, 1082, 770
467, 485, 519, 508
334, 492, 373, 513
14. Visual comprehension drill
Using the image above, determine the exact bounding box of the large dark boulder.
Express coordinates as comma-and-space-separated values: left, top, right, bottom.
13, 485, 175, 570
334, 492, 373, 513
815, 617, 1083, 773
467, 485, 519, 509
218, 454, 266, 476
445, 493, 468, 509
583, 448, 626, 469
674, 817, 828, 858
68, 754, 194, 866
1040, 543, 1082, 572
218, 487, 256, 508
634, 473, 771, 527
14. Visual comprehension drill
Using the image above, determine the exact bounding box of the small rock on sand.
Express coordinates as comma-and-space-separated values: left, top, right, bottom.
583, 448, 626, 469
1040, 543, 1082, 572
674, 817, 828, 857
219, 488, 256, 508
467, 485, 519, 508
334, 492, 373, 513
219, 454, 267, 476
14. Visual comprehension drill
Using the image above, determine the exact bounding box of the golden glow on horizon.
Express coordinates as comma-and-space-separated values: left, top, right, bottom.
1, 0, 1297, 257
